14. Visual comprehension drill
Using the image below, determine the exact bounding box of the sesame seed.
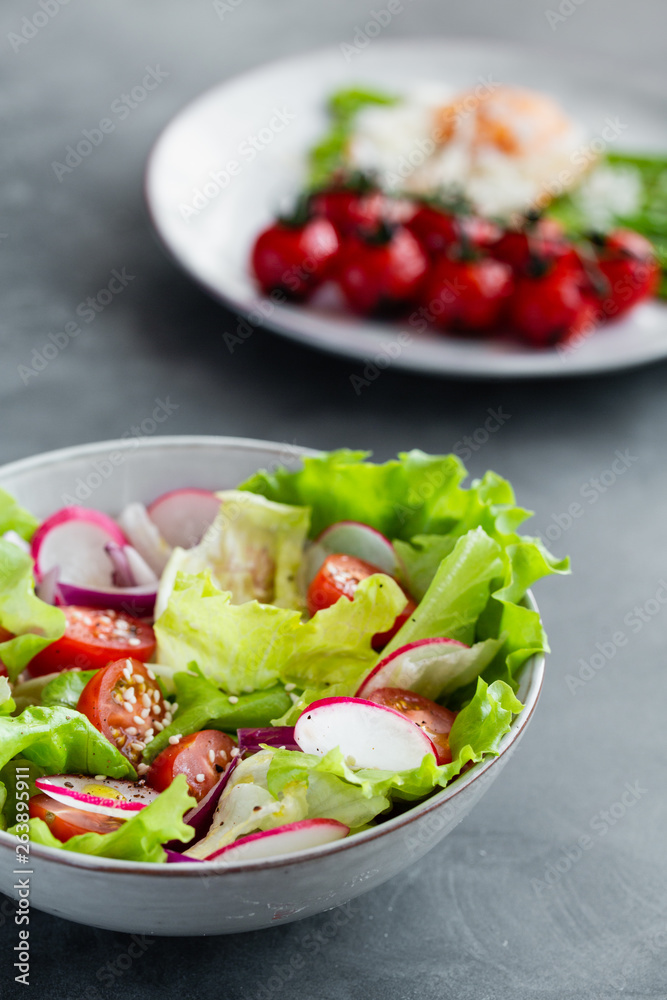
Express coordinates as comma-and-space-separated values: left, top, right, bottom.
151, 704, 162, 717
126, 726, 138, 736
284, 683, 296, 692
152, 689, 160, 702
132, 674, 143, 684
195, 773, 205, 783
144, 729, 154, 742
123, 701, 134, 713
168, 735, 182, 746
123, 664, 132, 680
208, 750, 215, 764
126, 687, 136, 702
171, 702, 179, 713
147, 668, 156, 681
94, 775, 106, 781
141, 707, 150, 719
133, 715, 144, 726
137, 763, 149, 775
163, 713, 173, 726
230, 748, 240, 757
131, 741, 145, 752
141, 693, 152, 709
128, 638, 141, 647
153, 720, 164, 732
99, 615, 112, 625
228, 695, 238, 705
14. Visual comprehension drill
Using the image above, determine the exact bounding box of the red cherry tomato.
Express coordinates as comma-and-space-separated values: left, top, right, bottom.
146, 730, 235, 802
407, 205, 499, 257
336, 225, 428, 315
307, 553, 416, 650
591, 229, 660, 317
367, 687, 457, 765
310, 186, 385, 238
77, 658, 167, 766
29, 792, 125, 842
27, 606, 156, 678
251, 216, 339, 300
421, 255, 513, 333
508, 264, 598, 348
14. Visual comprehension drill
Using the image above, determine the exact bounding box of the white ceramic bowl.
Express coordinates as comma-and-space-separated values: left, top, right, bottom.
0, 436, 545, 935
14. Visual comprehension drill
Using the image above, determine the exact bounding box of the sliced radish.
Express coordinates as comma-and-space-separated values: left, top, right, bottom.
294, 696, 437, 771
316, 521, 399, 577
117, 502, 172, 575
32, 507, 126, 584
34, 775, 158, 818
147, 489, 221, 549
31, 506, 157, 615
204, 818, 349, 863
237, 727, 299, 755
357, 637, 471, 701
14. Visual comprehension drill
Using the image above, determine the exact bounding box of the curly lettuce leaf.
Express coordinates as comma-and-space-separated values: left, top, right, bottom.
156, 490, 310, 617
0, 705, 135, 779
143, 672, 291, 763
22, 774, 195, 863
41, 670, 96, 709
268, 678, 523, 822
0, 676, 15, 716
0, 489, 39, 541
155, 570, 405, 697
0, 539, 66, 682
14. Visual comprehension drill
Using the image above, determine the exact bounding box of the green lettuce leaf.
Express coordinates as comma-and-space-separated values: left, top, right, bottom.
0, 490, 39, 541
156, 490, 310, 617
0, 705, 135, 779
0, 758, 44, 829
0, 540, 66, 682
22, 774, 195, 863
41, 670, 96, 709
268, 678, 523, 821
143, 672, 291, 764
155, 570, 405, 696
0, 676, 15, 716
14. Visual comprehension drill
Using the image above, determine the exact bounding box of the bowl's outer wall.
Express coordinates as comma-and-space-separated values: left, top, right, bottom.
0, 437, 541, 935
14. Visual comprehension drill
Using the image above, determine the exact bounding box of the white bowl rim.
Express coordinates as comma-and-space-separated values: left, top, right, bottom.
0, 435, 545, 875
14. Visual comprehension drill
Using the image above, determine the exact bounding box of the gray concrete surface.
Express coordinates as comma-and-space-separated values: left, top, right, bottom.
1, 1, 666, 997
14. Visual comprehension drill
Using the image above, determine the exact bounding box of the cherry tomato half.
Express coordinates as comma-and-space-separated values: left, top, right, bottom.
490, 216, 574, 274
77, 658, 167, 766
147, 730, 235, 802
307, 554, 416, 650
27, 606, 156, 678
406, 205, 499, 258
29, 792, 125, 842
367, 687, 457, 765
310, 186, 386, 238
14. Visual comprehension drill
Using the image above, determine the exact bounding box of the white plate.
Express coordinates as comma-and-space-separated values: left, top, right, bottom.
145, 39, 667, 379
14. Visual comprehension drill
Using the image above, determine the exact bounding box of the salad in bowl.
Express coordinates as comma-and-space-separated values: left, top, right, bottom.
0, 447, 567, 871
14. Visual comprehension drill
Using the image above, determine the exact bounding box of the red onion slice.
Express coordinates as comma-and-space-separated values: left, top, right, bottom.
165, 848, 201, 864
237, 727, 299, 754
105, 543, 136, 588
164, 756, 239, 854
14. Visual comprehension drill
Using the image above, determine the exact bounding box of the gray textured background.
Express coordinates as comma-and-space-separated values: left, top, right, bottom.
1, 1, 667, 998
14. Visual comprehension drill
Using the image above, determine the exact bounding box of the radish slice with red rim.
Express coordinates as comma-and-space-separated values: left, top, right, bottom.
147, 488, 221, 549
294, 696, 437, 771
204, 818, 349, 863
356, 636, 471, 701
34, 775, 158, 818
31, 506, 157, 615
